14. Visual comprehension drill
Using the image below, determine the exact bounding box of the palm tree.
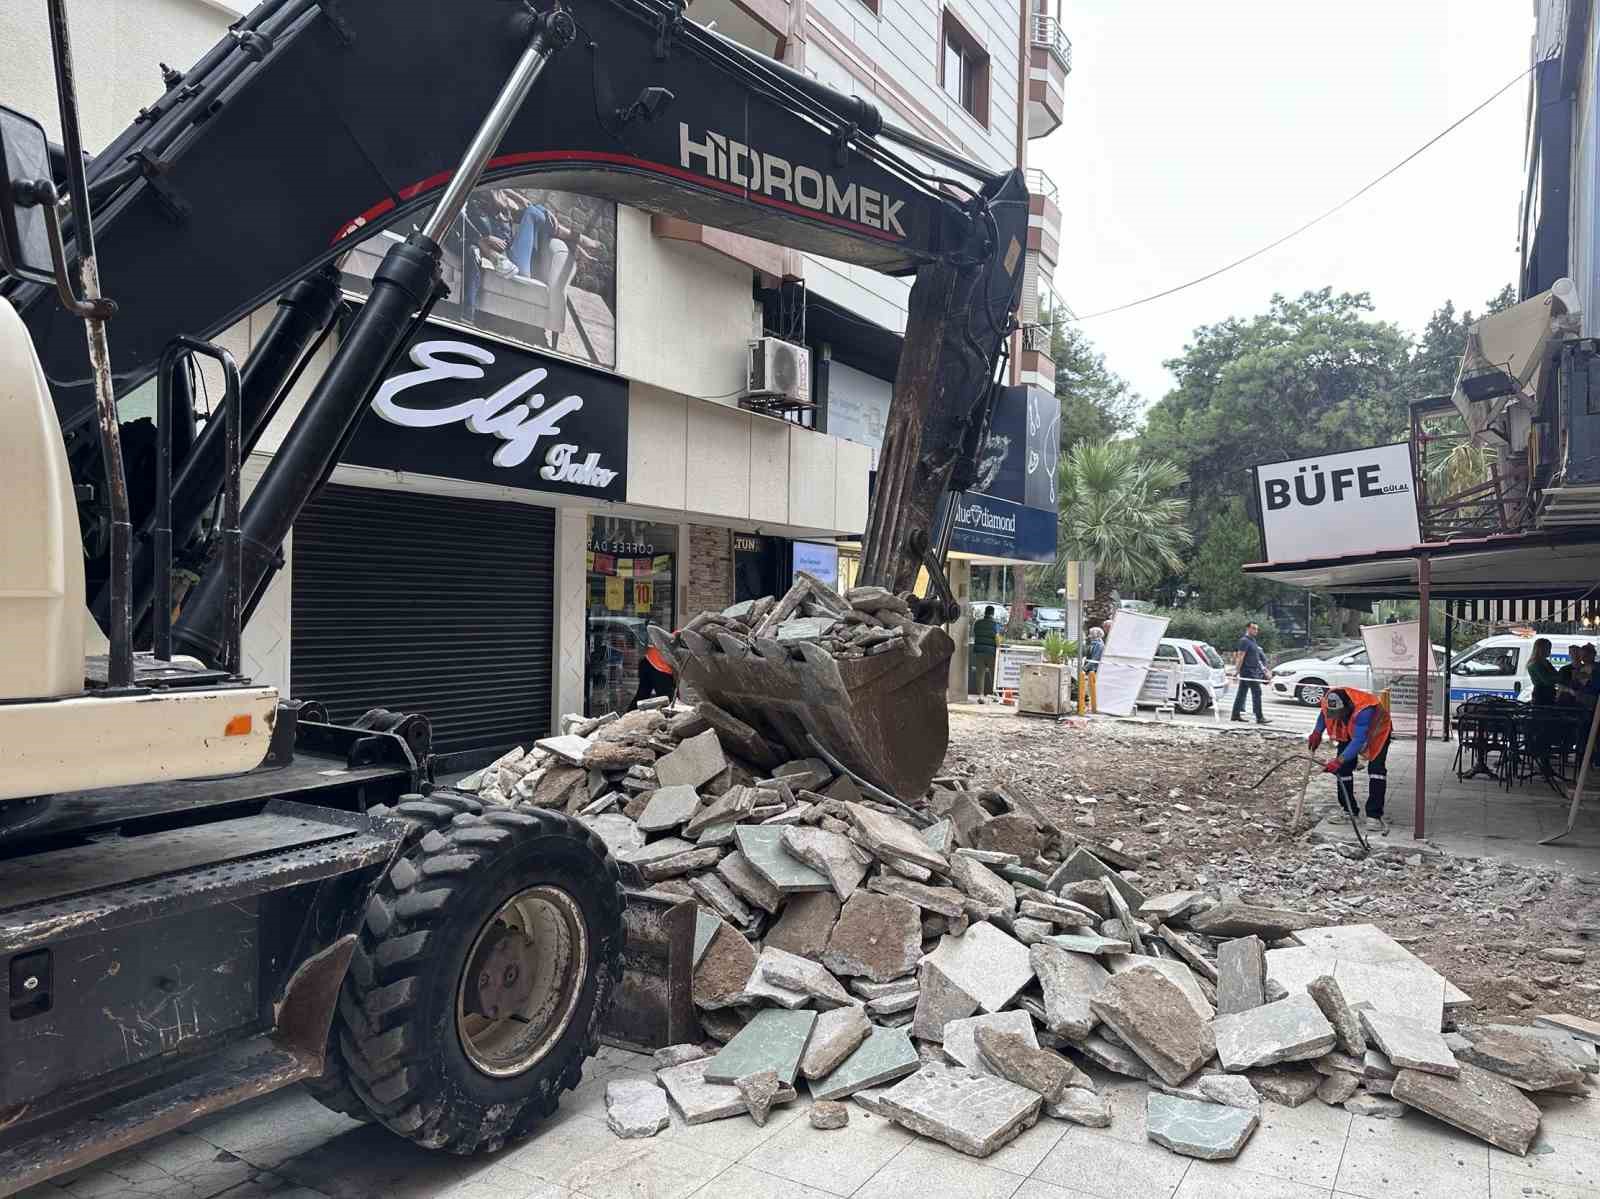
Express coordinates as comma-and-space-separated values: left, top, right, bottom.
1046, 441, 1191, 625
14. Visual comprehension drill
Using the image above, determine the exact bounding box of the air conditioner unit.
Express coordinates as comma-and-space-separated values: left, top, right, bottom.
746, 337, 810, 405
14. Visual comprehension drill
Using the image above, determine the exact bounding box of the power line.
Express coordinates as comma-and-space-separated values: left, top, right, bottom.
1067, 62, 1542, 323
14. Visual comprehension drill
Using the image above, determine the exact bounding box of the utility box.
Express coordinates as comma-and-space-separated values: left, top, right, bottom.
1018, 662, 1070, 717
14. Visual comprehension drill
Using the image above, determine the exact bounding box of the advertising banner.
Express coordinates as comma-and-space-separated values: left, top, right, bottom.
1361, 620, 1438, 672
997, 644, 1045, 692
1252, 442, 1420, 562
948, 384, 1060, 563
1095, 610, 1172, 716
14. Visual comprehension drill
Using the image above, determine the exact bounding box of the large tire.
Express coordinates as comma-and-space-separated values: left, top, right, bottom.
327, 804, 623, 1153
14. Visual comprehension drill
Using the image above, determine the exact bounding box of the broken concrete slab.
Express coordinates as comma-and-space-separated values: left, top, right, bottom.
1067, 1031, 1154, 1079
1047, 1087, 1113, 1127
975, 1026, 1079, 1103
687, 873, 753, 928
1293, 923, 1471, 1010
1359, 1009, 1459, 1078
1392, 1063, 1541, 1155
684, 785, 756, 837
764, 889, 840, 961
653, 1043, 710, 1070
1455, 1024, 1589, 1090
1189, 901, 1319, 941
821, 891, 924, 983
1146, 1093, 1258, 1161
913, 959, 980, 1043
1197, 1074, 1260, 1112
942, 1010, 1039, 1075
716, 850, 784, 914
1307, 974, 1367, 1057
1104, 955, 1212, 1023
1042, 932, 1131, 957
846, 802, 949, 873
1139, 890, 1204, 923
693, 917, 758, 1010
1216, 936, 1266, 1016
922, 922, 1036, 1013
655, 728, 729, 790
1047, 847, 1147, 910
635, 784, 702, 833
736, 1068, 783, 1126
657, 1056, 796, 1124
867, 874, 966, 917
1345, 1092, 1406, 1119
800, 1003, 872, 1081
1089, 964, 1215, 1086
781, 826, 870, 901
1213, 993, 1336, 1072
810, 1100, 849, 1129
947, 853, 1017, 917
1156, 925, 1219, 984
1019, 898, 1103, 927
1265, 947, 1447, 1030
606, 1077, 671, 1138
707, 1008, 817, 1086
1533, 1012, 1600, 1045
733, 825, 832, 894
639, 845, 724, 882
880, 1063, 1043, 1158
811, 1025, 921, 1100
760, 946, 855, 1009
1247, 1067, 1321, 1106
1031, 943, 1110, 1039
580, 813, 647, 857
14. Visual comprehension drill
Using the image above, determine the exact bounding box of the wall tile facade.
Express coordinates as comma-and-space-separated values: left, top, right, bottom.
688, 525, 734, 616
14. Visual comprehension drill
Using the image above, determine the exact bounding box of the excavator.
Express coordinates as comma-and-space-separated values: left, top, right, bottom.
0, 0, 1027, 1189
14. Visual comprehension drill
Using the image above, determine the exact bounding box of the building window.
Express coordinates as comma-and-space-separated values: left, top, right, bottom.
941, 12, 989, 125
586, 518, 678, 716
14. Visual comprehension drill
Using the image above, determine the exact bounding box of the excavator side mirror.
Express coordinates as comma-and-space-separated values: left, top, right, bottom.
0, 104, 55, 285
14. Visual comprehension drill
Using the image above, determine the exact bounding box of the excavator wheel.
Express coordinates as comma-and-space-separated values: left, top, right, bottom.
314, 801, 624, 1153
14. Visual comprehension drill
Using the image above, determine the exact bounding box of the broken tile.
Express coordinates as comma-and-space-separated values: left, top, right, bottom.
1145, 1093, 1258, 1160
1316, 1071, 1360, 1105
707, 1008, 817, 1086
1019, 898, 1103, 927
942, 1010, 1039, 1075
653, 1043, 709, 1069
811, 1026, 921, 1100
1197, 1074, 1260, 1112
1089, 964, 1215, 1086
850, 976, 918, 1000
716, 850, 784, 914
684, 785, 756, 837
974, 1026, 1080, 1102
1392, 1063, 1541, 1154
921, 923, 1036, 1013
1189, 901, 1319, 940
687, 873, 753, 927
639, 845, 724, 882
535, 733, 592, 766
1294, 923, 1471, 1009
819, 891, 923, 983
1042, 932, 1130, 956
913, 959, 981, 1043
692, 908, 720, 968
1247, 1067, 1322, 1106
1454, 1024, 1589, 1091
693, 917, 758, 1010
867, 990, 919, 1017
655, 728, 728, 789
1359, 1009, 1459, 1077
1533, 1012, 1600, 1045
1213, 992, 1336, 1072
810, 1100, 849, 1129
1216, 936, 1266, 1016
1047, 1087, 1113, 1126
606, 1076, 670, 1138
1103, 955, 1212, 1023
1139, 890, 1204, 923
636, 784, 702, 833
736, 1068, 783, 1126
800, 1003, 872, 1081
1031, 943, 1110, 1039
948, 853, 1017, 917
759, 946, 855, 1009
736, 953, 809, 1010
1344, 1092, 1406, 1118
580, 812, 647, 857
1067, 1031, 1153, 1079
781, 826, 869, 901
619, 836, 695, 867
1047, 847, 1147, 910
921, 818, 955, 855
734, 825, 832, 894
1155, 925, 1219, 983
657, 1056, 795, 1124
867, 874, 967, 917
880, 1062, 1042, 1158
764, 890, 840, 960
846, 802, 949, 873
1307, 973, 1367, 1056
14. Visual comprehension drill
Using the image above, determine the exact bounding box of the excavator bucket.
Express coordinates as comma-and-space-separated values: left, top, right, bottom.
668, 623, 955, 800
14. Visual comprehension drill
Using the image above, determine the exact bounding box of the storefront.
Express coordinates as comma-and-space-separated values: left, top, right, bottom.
585, 517, 676, 716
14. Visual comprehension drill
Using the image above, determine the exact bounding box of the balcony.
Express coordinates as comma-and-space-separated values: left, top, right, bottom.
1025, 167, 1061, 268
1027, 15, 1071, 139
1019, 275, 1064, 388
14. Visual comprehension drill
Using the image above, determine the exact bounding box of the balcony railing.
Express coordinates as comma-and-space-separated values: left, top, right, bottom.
1031, 14, 1072, 73
1025, 167, 1058, 206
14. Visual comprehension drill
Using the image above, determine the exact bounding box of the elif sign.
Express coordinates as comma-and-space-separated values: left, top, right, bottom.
342, 315, 629, 501
1253, 442, 1420, 562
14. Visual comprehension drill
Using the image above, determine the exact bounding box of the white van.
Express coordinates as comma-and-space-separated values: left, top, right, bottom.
1449, 634, 1600, 703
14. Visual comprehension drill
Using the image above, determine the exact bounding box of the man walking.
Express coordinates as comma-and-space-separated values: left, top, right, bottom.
1309, 687, 1393, 835
1230, 621, 1271, 724
972, 605, 1001, 703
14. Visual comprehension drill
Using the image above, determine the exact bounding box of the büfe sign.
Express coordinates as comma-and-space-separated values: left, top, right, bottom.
1253, 442, 1420, 561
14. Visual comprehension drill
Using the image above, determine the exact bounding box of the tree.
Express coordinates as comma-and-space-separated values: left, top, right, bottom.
1048, 441, 1191, 624
1187, 497, 1276, 609
1406, 284, 1517, 399
1052, 324, 1140, 451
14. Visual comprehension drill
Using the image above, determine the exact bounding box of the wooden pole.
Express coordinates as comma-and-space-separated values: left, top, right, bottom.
1415, 553, 1431, 840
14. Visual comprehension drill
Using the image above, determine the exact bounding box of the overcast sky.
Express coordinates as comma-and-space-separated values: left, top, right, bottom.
1030, 1, 1535, 413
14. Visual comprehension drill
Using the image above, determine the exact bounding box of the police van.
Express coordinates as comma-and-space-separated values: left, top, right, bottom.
1449, 634, 1600, 702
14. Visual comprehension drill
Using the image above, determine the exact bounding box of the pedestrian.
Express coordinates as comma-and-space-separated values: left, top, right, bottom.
1529, 638, 1559, 705
1230, 620, 1271, 724
1308, 686, 1393, 835
972, 605, 1001, 703
630, 626, 677, 710
1084, 625, 1105, 672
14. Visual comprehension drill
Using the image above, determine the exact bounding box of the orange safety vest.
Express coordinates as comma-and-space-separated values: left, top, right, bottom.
1321, 687, 1392, 760
644, 645, 674, 675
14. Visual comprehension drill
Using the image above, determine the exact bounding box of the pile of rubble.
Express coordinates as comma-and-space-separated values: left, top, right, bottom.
667, 576, 919, 658
459, 591, 1599, 1163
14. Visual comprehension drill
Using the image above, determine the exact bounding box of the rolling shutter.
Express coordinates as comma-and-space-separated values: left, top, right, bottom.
291, 483, 554, 760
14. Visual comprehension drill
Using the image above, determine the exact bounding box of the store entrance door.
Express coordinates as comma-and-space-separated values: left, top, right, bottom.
733, 533, 784, 603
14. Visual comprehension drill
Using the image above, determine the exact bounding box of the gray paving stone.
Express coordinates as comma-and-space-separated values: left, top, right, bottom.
580, 812, 647, 856
1047, 847, 1147, 910
639, 845, 724, 881
879, 1062, 1043, 1158
736, 951, 809, 1009
954, 847, 1020, 865
653, 1043, 708, 1069
736, 1068, 783, 1126
867, 874, 966, 917
1316, 1071, 1361, 1105
707, 1008, 817, 1086
764, 889, 840, 960
781, 826, 870, 901
1196, 1073, 1260, 1112
912, 959, 980, 1043
921, 922, 1036, 1013
1089, 963, 1214, 1086
619, 836, 695, 866
1392, 1063, 1541, 1154
1344, 1092, 1406, 1118
1047, 1087, 1112, 1126
636, 785, 702, 833
1041, 932, 1130, 956
1455, 1024, 1589, 1090
1145, 1092, 1259, 1160
1155, 925, 1219, 983
941, 1010, 1039, 1075
1534, 1012, 1600, 1045
1213, 992, 1336, 1072
759, 946, 855, 1009
1104, 954, 1212, 1022
692, 908, 720, 968
1030, 943, 1110, 1039
657, 1056, 796, 1124
716, 850, 784, 914
822, 891, 923, 982
1307, 973, 1367, 1056
948, 853, 1017, 917
1247, 1066, 1321, 1106
693, 917, 758, 1010
1189, 901, 1319, 940
655, 728, 728, 789
684, 785, 756, 837
811, 1026, 921, 1100
850, 976, 918, 999
687, 872, 752, 927
1066, 1031, 1153, 1079
974, 1026, 1082, 1102
1139, 890, 1204, 923
1019, 897, 1103, 927
536, 733, 592, 766
800, 1003, 872, 1081
846, 802, 950, 874
1293, 923, 1471, 1008
1216, 936, 1266, 1016
734, 825, 832, 893
866, 989, 919, 1016
921, 818, 955, 855
606, 1076, 670, 1138
810, 1099, 850, 1129
1359, 1009, 1459, 1077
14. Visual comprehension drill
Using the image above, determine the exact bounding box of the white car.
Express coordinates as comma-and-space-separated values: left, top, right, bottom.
1270, 642, 1446, 707
1158, 637, 1231, 714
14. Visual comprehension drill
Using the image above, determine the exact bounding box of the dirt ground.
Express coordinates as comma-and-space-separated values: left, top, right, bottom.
945, 712, 1600, 1024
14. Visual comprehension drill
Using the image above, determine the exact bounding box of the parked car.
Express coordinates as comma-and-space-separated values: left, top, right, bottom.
1270, 641, 1449, 706
1160, 637, 1231, 714
1031, 607, 1067, 634
1447, 634, 1600, 702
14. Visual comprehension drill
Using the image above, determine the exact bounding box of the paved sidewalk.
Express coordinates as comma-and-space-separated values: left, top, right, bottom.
22, 1047, 1598, 1199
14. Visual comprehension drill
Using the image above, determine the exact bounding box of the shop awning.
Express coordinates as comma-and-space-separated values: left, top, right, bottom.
1449, 280, 1581, 451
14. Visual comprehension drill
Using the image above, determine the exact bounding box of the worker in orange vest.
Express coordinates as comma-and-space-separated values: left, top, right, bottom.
632, 629, 677, 710
1308, 687, 1393, 835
